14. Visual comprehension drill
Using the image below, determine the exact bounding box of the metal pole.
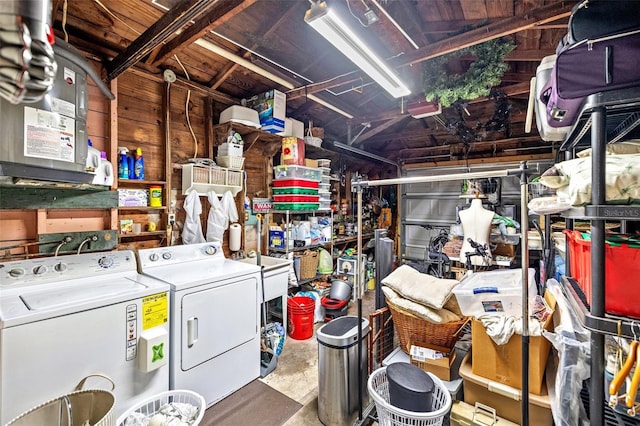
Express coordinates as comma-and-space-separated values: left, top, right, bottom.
590, 106, 606, 424
519, 162, 530, 425
352, 169, 512, 188
356, 183, 364, 420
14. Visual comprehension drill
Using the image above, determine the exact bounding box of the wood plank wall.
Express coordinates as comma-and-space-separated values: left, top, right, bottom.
0, 59, 275, 260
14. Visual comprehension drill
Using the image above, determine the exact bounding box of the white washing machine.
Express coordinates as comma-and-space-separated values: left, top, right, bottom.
0, 250, 170, 425
137, 242, 261, 408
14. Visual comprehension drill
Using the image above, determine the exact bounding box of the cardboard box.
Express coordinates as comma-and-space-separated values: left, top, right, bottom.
471, 291, 555, 395
117, 188, 148, 207
244, 89, 286, 124
408, 341, 456, 381
304, 159, 319, 168
279, 117, 304, 139
460, 353, 552, 425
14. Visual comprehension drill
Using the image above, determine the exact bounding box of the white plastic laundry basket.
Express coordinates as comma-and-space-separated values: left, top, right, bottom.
116, 390, 205, 426
368, 366, 451, 426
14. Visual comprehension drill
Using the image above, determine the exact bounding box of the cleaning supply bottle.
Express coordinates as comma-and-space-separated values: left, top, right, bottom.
118, 147, 129, 179
93, 151, 114, 186
85, 139, 100, 173
127, 152, 135, 179
134, 147, 145, 180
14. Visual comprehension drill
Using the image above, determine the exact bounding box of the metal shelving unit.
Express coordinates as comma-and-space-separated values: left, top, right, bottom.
559, 87, 640, 425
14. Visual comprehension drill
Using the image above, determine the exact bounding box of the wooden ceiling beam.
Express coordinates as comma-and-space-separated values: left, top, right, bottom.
149, 0, 251, 66
398, 135, 543, 155
396, 2, 574, 67
347, 80, 531, 128
402, 153, 553, 170
106, 0, 226, 81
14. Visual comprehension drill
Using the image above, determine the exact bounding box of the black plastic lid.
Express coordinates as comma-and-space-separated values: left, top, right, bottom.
386, 363, 434, 394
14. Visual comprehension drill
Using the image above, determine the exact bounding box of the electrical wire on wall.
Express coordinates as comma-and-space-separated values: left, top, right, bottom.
61, 0, 69, 42
173, 55, 199, 160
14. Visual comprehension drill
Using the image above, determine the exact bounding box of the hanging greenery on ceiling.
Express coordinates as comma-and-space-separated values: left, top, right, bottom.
422, 38, 515, 108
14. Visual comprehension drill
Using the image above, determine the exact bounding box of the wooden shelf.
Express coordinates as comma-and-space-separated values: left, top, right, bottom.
118, 231, 166, 240
117, 179, 166, 186
117, 206, 167, 212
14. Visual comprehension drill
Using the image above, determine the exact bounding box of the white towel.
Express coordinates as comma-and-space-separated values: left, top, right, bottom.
477, 314, 543, 345
182, 191, 206, 244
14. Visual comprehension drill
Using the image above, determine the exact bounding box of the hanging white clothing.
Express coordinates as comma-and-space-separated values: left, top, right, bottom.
221, 191, 239, 225
206, 190, 226, 242
182, 190, 206, 244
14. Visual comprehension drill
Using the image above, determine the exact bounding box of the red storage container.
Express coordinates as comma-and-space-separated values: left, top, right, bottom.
273, 194, 320, 203
564, 230, 640, 318
273, 178, 319, 189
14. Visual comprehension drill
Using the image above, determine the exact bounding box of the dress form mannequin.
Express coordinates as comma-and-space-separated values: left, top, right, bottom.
459, 197, 494, 267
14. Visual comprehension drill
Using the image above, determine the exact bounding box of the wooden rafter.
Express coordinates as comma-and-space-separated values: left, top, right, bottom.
106, 0, 231, 81
149, 0, 252, 66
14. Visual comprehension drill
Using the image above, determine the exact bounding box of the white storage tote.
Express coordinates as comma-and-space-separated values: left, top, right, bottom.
451, 268, 537, 317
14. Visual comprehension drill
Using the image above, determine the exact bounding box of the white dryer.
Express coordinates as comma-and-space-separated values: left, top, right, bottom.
0, 250, 170, 425
137, 242, 261, 408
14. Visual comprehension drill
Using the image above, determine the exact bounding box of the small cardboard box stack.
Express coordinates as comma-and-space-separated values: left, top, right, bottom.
245, 89, 286, 133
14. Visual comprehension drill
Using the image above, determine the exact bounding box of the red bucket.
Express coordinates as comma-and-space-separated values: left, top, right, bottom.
287, 296, 315, 340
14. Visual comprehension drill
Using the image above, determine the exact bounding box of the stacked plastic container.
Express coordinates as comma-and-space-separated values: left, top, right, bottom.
273, 165, 322, 210
216, 131, 245, 170
317, 159, 331, 210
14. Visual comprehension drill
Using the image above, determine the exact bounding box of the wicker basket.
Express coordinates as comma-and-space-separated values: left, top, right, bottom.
386, 298, 469, 352
299, 250, 319, 280
227, 170, 243, 186
216, 155, 245, 170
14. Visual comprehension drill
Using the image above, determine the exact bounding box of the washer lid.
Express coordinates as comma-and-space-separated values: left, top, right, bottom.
0, 274, 169, 328
20, 279, 144, 310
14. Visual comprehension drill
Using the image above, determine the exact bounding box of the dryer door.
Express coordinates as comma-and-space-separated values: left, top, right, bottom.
180, 276, 258, 370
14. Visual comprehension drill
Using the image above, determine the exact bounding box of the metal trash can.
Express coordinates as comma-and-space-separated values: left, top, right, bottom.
317, 315, 370, 426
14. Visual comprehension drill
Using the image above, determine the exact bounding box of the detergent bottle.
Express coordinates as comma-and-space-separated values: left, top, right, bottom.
118, 147, 129, 179
85, 139, 100, 173
93, 151, 114, 186
134, 147, 145, 180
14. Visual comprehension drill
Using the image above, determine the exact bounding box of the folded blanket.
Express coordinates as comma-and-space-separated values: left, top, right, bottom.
382, 286, 461, 324
381, 264, 459, 310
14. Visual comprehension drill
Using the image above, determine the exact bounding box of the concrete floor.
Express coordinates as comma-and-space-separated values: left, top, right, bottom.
260, 289, 378, 426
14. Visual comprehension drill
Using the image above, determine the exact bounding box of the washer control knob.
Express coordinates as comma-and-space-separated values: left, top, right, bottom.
8, 268, 25, 278
205, 245, 217, 255
33, 265, 48, 275
54, 262, 67, 272
162, 252, 172, 260
149, 253, 159, 262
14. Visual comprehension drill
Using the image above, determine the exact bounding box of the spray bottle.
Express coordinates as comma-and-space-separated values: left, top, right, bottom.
118, 147, 129, 179
134, 147, 145, 180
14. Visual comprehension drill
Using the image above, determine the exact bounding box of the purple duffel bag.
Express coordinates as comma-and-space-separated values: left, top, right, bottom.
541, 28, 640, 129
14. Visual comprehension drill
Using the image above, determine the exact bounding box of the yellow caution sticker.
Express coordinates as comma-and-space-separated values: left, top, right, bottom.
142, 292, 168, 330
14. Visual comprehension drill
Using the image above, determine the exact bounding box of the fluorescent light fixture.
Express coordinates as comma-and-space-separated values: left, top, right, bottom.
305, 0, 410, 99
